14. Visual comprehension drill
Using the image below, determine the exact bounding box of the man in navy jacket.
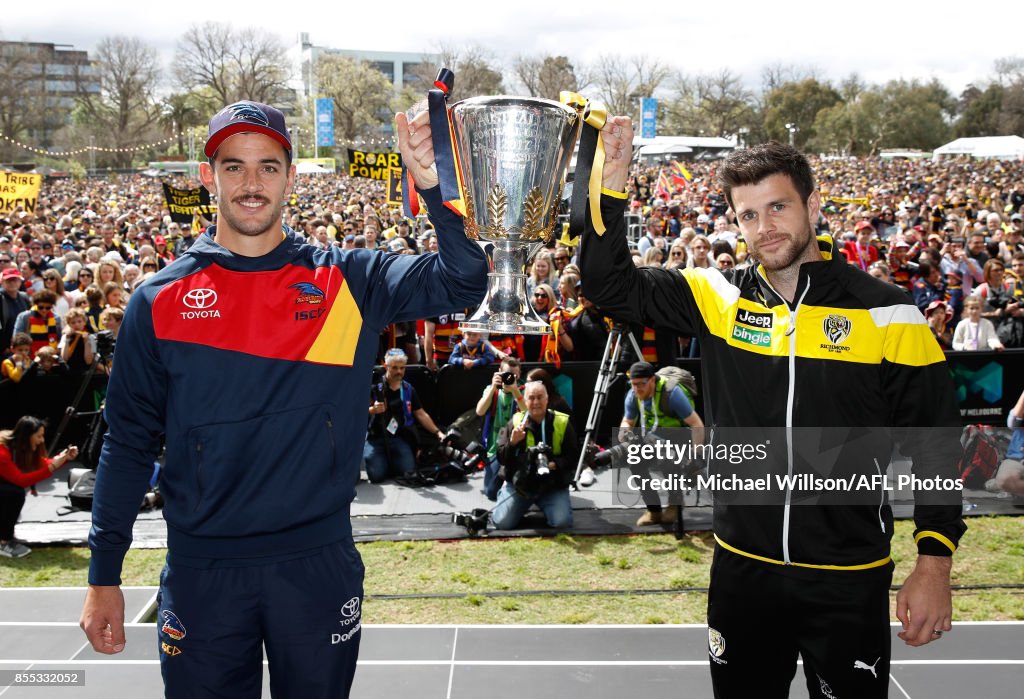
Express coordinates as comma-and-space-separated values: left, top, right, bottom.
78, 101, 487, 698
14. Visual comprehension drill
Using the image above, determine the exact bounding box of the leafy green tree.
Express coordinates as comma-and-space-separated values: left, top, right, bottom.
662, 69, 757, 138
314, 56, 394, 145
762, 78, 841, 149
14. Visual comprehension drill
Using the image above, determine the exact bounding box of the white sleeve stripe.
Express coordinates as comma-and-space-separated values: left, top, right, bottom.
869, 304, 926, 327
684, 267, 742, 305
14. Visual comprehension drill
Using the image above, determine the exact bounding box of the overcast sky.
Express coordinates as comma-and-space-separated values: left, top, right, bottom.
3, 0, 1016, 97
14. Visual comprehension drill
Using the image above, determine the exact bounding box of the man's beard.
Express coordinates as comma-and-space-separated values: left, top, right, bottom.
220, 195, 283, 237
753, 223, 816, 272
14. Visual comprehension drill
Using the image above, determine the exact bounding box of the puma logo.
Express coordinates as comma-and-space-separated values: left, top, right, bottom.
853, 657, 880, 679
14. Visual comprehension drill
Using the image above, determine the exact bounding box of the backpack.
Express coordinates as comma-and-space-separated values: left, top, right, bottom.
655, 366, 698, 411
957, 425, 1003, 489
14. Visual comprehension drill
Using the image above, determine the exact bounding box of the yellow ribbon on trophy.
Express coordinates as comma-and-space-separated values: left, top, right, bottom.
560, 91, 608, 236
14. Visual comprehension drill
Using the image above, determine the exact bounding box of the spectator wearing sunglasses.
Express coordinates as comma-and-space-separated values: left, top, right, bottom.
12, 290, 62, 355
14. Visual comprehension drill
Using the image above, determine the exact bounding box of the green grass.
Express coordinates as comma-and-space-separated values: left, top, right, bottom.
2, 517, 1022, 624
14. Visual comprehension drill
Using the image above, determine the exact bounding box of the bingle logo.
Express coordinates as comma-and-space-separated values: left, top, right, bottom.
181, 288, 221, 320
736, 308, 773, 329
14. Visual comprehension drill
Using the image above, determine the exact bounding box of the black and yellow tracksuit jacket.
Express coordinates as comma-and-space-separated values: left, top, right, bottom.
581, 192, 965, 574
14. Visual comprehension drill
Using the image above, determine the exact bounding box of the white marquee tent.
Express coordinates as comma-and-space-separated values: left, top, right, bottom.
932, 136, 1024, 160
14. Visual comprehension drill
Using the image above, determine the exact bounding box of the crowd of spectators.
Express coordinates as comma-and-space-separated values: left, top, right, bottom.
2, 155, 1023, 509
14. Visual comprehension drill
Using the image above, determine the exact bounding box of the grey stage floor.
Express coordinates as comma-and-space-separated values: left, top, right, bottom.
0, 588, 1021, 698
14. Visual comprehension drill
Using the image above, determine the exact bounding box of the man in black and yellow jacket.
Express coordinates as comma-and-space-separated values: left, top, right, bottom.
580, 120, 965, 699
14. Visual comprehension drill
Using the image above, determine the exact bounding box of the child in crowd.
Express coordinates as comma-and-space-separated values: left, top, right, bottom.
448, 330, 496, 369
1, 333, 33, 383
952, 296, 1004, 351
59, 308, 96, 374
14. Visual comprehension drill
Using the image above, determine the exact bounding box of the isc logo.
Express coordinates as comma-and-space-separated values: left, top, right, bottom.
295, 308, 327, 321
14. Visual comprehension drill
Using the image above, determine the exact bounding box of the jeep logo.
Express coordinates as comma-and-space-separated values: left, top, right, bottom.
736, 308, 773, 328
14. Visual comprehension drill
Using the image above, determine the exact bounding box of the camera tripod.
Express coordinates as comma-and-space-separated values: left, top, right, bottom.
571, 322, 642, 488
47, 354, 109, 468
571, 323, 696, 539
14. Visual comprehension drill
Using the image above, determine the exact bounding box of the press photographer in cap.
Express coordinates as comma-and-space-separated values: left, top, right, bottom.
492, 380, 578, 529
620, 361, 704, 527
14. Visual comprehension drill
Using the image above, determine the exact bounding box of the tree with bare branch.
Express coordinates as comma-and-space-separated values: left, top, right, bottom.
513, 54, 586, 100
593, 55, 670, 120
74, 36, 162, 168
0, 42, 51, 161
409, 44, 504, 101
174, 23, 292, 106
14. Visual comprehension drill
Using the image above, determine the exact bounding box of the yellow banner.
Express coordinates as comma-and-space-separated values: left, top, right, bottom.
387, 167, 403, 206
348, 149, 401, 180
827, 196, 871, 206
0, 171, 42, 214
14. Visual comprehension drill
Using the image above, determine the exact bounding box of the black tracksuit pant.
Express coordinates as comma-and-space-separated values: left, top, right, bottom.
707, 545, 893, 698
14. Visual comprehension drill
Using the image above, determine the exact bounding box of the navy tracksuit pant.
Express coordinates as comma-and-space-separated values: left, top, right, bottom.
157, 541, 364, 698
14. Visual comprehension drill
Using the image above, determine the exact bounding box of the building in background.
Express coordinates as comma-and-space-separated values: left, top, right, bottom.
288, 33, 438, 147
0, 41, 99, 158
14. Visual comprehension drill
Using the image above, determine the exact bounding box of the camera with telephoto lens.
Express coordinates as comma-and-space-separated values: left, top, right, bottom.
95, 330, 116, 360
500, 371, 516, 385
510, 442, 556, 498
416, 428, 485, 484
452, 508, 491, 536
590, 429, 644, 468
528, 442, 553, 476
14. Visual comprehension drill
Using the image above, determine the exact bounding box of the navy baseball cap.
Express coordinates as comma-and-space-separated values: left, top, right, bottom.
204, 101, 291, 158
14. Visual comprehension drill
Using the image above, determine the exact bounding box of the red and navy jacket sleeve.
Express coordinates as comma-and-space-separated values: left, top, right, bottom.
355, 186, 487, 328
88, 286, 168, 585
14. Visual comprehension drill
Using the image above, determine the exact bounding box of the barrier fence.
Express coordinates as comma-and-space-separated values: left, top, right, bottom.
2, 350, 1022, 456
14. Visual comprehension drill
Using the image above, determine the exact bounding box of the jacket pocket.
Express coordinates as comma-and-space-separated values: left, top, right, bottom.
182, 404, 339, 536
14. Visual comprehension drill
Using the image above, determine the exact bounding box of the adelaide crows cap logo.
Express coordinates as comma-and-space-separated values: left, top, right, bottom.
161, 610, 187, 641
205, 100, 292, 158
289, 282, 325, 305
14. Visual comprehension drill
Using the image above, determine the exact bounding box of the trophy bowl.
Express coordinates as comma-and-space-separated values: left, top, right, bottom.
450, 96, 581, 334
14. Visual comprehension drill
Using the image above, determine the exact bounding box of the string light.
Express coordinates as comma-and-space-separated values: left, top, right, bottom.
2, 130, 399, 157
0, 131, 185, 157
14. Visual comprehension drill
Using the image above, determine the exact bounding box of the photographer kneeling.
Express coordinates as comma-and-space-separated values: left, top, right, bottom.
364, 349, 445, 483
492, 381, 578, 529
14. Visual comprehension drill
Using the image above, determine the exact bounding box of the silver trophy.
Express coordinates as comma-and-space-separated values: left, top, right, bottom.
450, 96, 582, 334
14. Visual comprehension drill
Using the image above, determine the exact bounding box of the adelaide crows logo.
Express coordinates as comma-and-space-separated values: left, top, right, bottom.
223, 101, 270, 126
289, 282, 326, 305
161, 610, 187, 641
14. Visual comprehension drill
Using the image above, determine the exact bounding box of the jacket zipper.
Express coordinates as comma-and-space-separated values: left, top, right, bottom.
326, 417, 337, 481
193, 441, 204, 512
757, 269, 810, 565
873, 458, 886, 534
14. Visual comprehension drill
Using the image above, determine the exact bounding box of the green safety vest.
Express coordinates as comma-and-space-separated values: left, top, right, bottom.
637, 376, 683, 433
513, 410, 569, 455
